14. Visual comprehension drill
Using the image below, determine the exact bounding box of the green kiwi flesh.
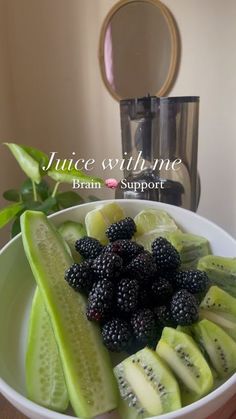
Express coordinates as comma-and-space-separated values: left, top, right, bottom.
193, 319, 236, 378
200, 286, 236, 340
167, 231, 210, 269
114, 347, 181, 418
198, 255, 236, 296
156, 327, 213, 404
176, 325, 193, 336
21, 211, 119, 418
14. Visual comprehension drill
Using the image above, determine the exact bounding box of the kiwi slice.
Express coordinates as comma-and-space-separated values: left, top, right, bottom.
166, 231, 210, 269
156, 327, 213, 404
85, 203, 125, 244
134, 209, 179, 251
114, 347, 181, 418
21, 211, 119, 418
58, 220, 86, 262
193, 319, 236, 378
198, 255, 236, 297
200, 286, 236, 340
176, 325, 193, 336
26, 288, 69, 411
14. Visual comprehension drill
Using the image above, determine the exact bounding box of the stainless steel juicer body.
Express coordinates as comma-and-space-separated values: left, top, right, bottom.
115, 96, 200, 211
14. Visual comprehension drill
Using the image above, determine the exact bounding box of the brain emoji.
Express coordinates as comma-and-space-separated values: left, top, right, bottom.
105, 178, 119, 189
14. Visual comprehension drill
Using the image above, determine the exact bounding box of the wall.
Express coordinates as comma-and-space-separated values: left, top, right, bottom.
0, 0, 235, 246
5, 0, 121, 172
0, 0, 19, 242
0, 0, 17, 200
163, 0, 236, 238
0, 0, 120, 245
0, 1, 13, 139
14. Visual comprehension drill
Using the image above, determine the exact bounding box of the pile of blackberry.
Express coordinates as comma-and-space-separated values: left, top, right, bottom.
65, 217, 209, 353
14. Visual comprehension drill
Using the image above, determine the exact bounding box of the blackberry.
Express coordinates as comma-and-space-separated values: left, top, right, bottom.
116, 278, 139, 314
131, 309, 157, 345
152, 237, 181, 272
160, 269, 179, 283
86, 280, 114, 322
138, 286, 152, 308
125, 251, 157, 282
151, 278, 173, 304
174, 270, 209, 294
170, 290, 199, 325
154, 305, 175, 328
106, 217, 136, 242
92, 252, 123, 281
65, 261, 94, 295
102, 318, 132, 352
75, 236, 103, 259
104, 240, 144, 264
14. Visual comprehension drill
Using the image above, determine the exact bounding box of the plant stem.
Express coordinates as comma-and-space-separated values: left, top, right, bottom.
32, 180, 37, 201
52, 182, 60, 198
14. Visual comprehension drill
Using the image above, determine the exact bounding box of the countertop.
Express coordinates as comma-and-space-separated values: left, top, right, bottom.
0, 394, 26, 418
1, 393, 236, 419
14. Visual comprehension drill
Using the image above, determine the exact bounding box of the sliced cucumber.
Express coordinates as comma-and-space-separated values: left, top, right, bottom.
58, 220, 86, 262
21, 211, 119, 418
26, 288, 69, 412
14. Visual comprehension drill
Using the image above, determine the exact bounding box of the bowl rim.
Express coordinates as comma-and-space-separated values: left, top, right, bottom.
1, 199, 236, 256
1, 199, 236, 419
1, 371, 236, 419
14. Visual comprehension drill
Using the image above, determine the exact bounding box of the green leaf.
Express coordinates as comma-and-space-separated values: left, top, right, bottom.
24, 197, 57, 213
35, 197, 57, 213
20, 178, 34, 202
20, 178, 33, 194
3, 189, 20, 202
21, 145, 49, 175
48, 163, 104, 186
0, 202, 24, 228
36, 180, 51, 200
24, 200, 42, 210
57, 191, 84, 209
5, 143, 41, 184
87, 195, 100, 202
11, 217, 21, 237
20, 178, 51, 202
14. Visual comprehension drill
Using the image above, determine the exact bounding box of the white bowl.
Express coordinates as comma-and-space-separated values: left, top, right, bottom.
0, 199, 236, 419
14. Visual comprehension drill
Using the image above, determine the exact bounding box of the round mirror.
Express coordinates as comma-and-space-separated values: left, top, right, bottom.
99, 0, 179, 100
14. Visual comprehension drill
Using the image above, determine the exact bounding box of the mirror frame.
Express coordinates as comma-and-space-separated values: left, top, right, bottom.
99, 0, 180, 101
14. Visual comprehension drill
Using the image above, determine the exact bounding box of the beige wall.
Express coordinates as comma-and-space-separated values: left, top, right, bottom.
164, 0, 236, 238
0, 0, 20, 242
4, 0, 121, 170
0, 0, 20, 197
0, 0, 235, 246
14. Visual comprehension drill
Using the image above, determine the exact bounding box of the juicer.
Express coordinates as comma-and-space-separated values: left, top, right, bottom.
115, 96, 200, 211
